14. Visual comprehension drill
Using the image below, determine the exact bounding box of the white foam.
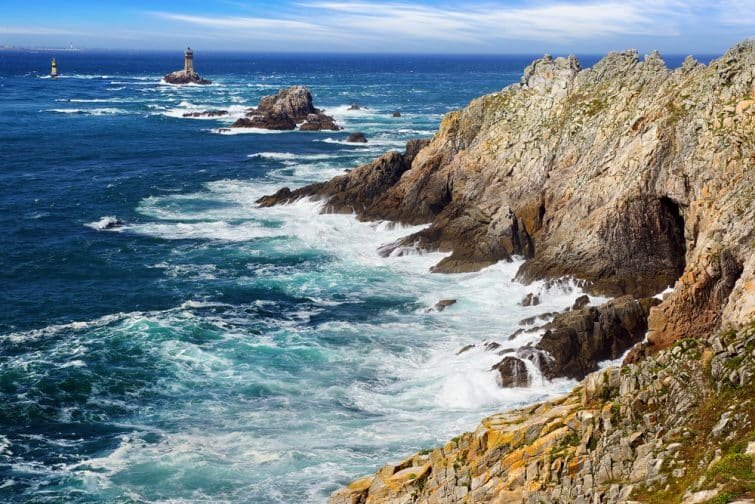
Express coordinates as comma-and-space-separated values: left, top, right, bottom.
317, 137, 406, 148
47, 108, 128, 116
654, 285, 674, 300
209, 127, 287, 135
56, 98, 125, 103
85, 216, 123, 231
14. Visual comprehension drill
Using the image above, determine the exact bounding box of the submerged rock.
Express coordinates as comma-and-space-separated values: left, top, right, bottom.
231, 86, 340, 131
520, 292, 540, 306
432, 299, 456, 312
346, 132, 368, 143
392, 111, 401, 117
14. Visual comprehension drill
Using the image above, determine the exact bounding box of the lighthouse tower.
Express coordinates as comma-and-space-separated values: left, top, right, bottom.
184, 47, 194, 74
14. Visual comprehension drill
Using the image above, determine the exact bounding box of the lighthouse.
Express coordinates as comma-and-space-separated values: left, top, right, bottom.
163, 47, 211, 85
184, 47, 194, 74
50, 58, 58, 78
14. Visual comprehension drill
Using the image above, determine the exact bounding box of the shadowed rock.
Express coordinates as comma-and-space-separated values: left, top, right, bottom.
346, 132, 368, 143
535, 296, 660, 380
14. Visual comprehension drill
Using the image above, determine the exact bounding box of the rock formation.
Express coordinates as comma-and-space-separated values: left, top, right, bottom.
492, 296, 660, 387
260, 42, 754, 360
257, 41, 754, 503
231, 86, 340, 131
257, 139, 429, 211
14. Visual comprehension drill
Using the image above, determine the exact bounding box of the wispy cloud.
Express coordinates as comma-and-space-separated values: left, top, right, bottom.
151, 12, 319, 32
0, 26, 81, 36
2, 0, 727, 52
300, 1, 689, 41
148, 0, 707, 49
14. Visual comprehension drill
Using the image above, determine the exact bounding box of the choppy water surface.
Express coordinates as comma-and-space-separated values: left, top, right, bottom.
0, 51, 699, 502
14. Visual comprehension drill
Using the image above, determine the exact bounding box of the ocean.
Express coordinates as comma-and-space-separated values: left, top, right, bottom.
0, 50, 704, 503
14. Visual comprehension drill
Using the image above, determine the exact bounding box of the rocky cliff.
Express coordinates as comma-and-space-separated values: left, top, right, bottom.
261, 42, 754, 359
258, 41, 754, 503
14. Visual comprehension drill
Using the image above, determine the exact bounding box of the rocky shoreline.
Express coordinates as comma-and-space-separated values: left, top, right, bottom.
259, 41, 754, 503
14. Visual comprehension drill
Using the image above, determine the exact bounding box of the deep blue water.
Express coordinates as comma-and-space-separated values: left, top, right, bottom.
0, 50, 712, 502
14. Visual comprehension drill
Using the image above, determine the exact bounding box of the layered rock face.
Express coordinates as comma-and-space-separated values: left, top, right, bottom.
331, 323, 754, 504
231, 86, 340, 131
261, 42, 754, 359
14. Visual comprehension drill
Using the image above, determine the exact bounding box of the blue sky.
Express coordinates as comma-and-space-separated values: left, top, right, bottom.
1, 0, 752, 54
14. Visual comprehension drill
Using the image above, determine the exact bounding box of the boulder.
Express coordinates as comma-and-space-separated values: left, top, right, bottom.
492, 356, 530, 387
392, 111, 401, 117
346, 132, 368, 143
348, 103, 361, 110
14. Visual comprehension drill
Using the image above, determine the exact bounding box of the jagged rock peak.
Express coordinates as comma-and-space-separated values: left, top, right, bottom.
520, 53, 581, 94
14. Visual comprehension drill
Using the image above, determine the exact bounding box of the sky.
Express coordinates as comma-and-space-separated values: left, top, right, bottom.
0, 0, 753, 54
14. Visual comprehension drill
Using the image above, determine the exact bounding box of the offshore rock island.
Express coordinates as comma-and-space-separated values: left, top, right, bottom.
260, 41, 755, 503
230, 85, 340, 131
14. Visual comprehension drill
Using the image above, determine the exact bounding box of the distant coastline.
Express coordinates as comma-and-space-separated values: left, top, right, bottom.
0, 45, 80, 52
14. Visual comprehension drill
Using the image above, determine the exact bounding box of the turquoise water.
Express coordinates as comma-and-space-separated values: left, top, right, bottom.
0, 51, 699, 502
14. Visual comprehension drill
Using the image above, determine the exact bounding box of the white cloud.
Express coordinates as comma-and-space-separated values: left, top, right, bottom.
143, 1, 749, 50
